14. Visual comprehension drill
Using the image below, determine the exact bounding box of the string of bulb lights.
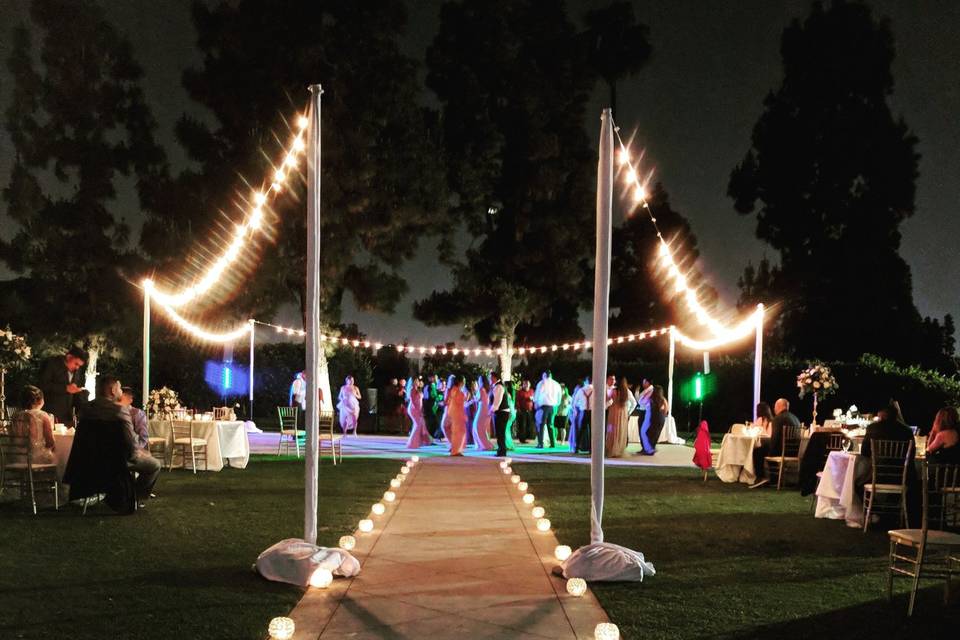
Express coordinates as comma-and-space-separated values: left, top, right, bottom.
142, 106, 761, 353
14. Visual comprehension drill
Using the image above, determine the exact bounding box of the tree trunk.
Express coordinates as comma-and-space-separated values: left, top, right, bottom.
499, 336, 512, 380
83, 335, 107, 399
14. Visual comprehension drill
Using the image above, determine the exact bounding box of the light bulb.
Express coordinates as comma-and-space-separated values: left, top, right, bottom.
390, 478, 401, 488
503, 457, 512, 465
372, 503, 385, 516
625, 168, 637, 183
383, 491, 396, 502
536, 518, 551, 532
274, 168, 286, 182
531, 506, 545, 519
517, 482, 528, 492
297, 115, 309, 129
633, 185, 646, 202
502, 466, 512, 475
359, 519, 373, 533
566, 578, 587, 597
511, 475, 521, 484
400, 466, 410, 475
254, 191, 267, 206
617, 149, 630, 165
554, 545, 572, 561
411, 455, 420, 463
293, 136, 305, 152
594, 623, 620, 640
284, 153, 296, 168
309, 567, 333, 588
522, 493, 535, 504
338, 535, 356, 550
405, 460, 415, 468
268, 617, 295, 640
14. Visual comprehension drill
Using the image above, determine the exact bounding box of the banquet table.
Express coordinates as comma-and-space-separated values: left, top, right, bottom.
814, 450, 867, 527
148, 420, 250, 472
715, 433, 767, 484
53, 431, 75, 480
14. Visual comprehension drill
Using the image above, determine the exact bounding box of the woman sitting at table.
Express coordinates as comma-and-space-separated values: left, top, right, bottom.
756, 402, 774, 438
927, 406, 960, 464
9, 385, 57, 465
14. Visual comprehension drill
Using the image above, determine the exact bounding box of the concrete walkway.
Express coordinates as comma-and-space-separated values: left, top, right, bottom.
288, 456, 611, 639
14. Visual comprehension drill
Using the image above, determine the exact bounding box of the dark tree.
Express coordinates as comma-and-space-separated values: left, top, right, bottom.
728, 0, 945, 366
580, 1, 652, 117
141, 0, 448, 329
1, 0, 167, 383
415, 0, 596, 371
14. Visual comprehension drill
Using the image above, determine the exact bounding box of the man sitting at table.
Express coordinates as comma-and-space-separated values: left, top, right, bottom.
749, 398, 800, 488
860, 401, 913, 459
119, 386, 149, 451
82, 376, 160, 503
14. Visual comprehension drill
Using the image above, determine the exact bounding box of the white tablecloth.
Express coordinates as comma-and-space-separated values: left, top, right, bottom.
627, 415, 685, 445
148, 420, 250, 471
53, 432, 74, 480
715, 433, 764, 483
814, 451, 865, 527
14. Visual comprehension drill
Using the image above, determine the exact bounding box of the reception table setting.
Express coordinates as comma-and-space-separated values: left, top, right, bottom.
148, 409, 250, 472
715, 424, 767, 484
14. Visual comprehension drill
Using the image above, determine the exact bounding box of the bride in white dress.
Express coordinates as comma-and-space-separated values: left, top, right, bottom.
337, 376, 361, 435
472, 376, 495, 451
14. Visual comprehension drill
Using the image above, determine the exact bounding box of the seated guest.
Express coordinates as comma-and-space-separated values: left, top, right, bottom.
926, 406, 960, 464
9, 385, 57, 465
82, 376, 160, 502
756, 402, 774, 437
749, 398, 799, 488
119, 387, 149, 451
861, 401, 913, 459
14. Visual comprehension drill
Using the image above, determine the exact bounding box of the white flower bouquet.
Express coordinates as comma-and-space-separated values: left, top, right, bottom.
796, 363, 838, 399
0, 327, 31, 371
147, 386, 182, 418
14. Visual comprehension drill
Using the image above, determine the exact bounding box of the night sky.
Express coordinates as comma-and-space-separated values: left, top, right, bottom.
1, 1, 958, 346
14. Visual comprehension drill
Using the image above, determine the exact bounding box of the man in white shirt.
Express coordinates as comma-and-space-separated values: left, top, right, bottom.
489, 371, 511, 457
636, 377, 653, 428
533, 370, 562, 448
289, 371, 306, 410
570, 375, 593, 453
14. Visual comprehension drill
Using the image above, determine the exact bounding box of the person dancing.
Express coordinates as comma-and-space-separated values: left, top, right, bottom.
472, 375, 495, 451
337, 376, 361, 436
446, 376, 467, 456
640, 385, 669, 455
490, 372, 511, 456
605, 377, 636, 458
405, 377, 432, 448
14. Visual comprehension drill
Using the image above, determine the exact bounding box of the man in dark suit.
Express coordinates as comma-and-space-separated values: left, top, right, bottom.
38, 346, 88, 427
861, 401, 913, 459
858, 401, 918, 525
750, 398, 801, 488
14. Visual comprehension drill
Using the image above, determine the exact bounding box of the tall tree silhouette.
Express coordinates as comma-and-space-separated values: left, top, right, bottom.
580, 1, 652, 116
1, 0, 167, 385
415, 0, 595, 370
728, 0, 946, 367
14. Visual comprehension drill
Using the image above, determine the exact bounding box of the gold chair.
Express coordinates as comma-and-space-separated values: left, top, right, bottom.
318, 410, 343, 464
213, 406, 231, 421
147, 435, 168, 467
277, 406, 303, 457
887, 462, 960, 616
170, 421, 208, 473
0, 433, 59, 514
825, 432, 846, 452
863, 439, 914, 532
765, 424, 803, 490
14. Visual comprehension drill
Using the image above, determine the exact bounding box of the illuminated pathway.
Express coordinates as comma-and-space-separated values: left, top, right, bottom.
287, 456, 611, 639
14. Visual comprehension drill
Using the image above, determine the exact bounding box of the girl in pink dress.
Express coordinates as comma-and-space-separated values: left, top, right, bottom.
405, 377, 432, 448
472, 376, 495, 451
446, 376, 467, 456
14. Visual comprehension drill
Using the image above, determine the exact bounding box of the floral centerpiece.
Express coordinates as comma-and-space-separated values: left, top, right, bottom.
796, 363, 837, 425
0, 327, 31, 422
147, 386, 182, 419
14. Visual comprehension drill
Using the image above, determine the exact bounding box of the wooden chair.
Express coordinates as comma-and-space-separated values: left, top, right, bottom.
887, 462, 960, 616
0, 433, 59, 514
318, 410, 343, 464
863, 439, 914, 532
170, 421, 208, 473
277, 406, 303, 457
213, 406, 231, 421
825, 432, 846, 452
765, 424, 803, 490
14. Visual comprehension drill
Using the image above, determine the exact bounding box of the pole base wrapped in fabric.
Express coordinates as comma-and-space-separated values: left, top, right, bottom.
559, 542, 655, 582
255, 538, 360, 587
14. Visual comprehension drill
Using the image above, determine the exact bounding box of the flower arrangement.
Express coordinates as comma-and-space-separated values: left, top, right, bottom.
147, 386, 182, 418
796, 363, 837, 399
0, 327, 31, 371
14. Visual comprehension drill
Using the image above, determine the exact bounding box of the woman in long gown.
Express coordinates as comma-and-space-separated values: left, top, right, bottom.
10, 385, 57, 465
472, 376, 495, 451
405, 377, 432, 448
337, 376, 361, 435
447, 376, 467, 456
641, 385, 669, 455
437, 374, 455, 443
605, 377, 636, 458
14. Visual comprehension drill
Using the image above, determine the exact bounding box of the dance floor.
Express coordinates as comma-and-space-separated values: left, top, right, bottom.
249, 432, 695, 467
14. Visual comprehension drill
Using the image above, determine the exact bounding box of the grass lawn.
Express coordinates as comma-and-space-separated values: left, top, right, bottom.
0, 455, 398, 640
516, 463, 960, 640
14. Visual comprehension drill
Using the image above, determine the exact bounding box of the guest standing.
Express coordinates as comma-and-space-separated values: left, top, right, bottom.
337, 376, 361, 435
516, 380, 535, 443
446, 376, 467, 456
405, 377, 432, 448
289, 371, 306, 411
556, 384, 571, 444
491, 372, 511, 456
503, 380, 517, 451
422, 375, 440, 440
641, 385, 668, 454
635, 378, 653, 432
472, 376, 495, 451
533, 371, 562, 449
571, 376, 593, 453
605, 377, 636, 458
9, 385, 56, 465
38, 346, 88, 427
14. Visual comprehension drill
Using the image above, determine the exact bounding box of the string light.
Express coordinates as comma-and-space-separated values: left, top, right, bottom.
146, 109, 309, 311
145, 282, 252, 343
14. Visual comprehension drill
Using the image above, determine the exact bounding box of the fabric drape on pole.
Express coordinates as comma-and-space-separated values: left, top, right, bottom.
304, 84, 323, 544
753, 303, 764, 421
589, 108, 613, 545
142, 286, 150, 408
667, 328, 676, 421
248, 320, 255, 419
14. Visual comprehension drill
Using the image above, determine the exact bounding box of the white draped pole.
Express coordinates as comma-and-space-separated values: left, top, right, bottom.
142, 284, 151, 410
304, 84, 323, 544
248, 319, 255, 419
589, 108, 613, 545
753, 303, 764, 421
667, 327, 676, 422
